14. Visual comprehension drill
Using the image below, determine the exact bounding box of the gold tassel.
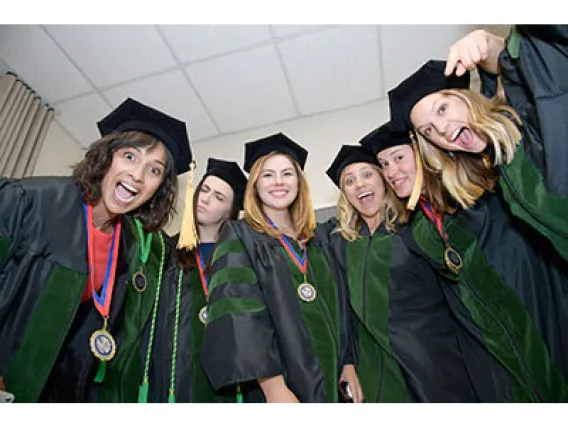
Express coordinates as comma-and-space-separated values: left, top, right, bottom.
406, 132, 424, 211
177, 161, 199, 251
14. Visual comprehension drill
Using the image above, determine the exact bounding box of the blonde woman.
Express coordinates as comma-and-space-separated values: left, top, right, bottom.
323, 144, 516, 402
363, 121, 568, 401
200, 133, 360, 403
389, 28, 568, 260
387, 27, 568, 391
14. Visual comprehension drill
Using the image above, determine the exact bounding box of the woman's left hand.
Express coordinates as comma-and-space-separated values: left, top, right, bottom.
339, 364, 364, 403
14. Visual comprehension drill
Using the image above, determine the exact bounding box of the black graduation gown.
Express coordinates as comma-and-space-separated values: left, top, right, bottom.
324, 218, 514, 402
139, 235, 242, 403
492, 25, 568, 259
0, 176, 164, 402
399, 196, 568, 402
201, 220, 343, 403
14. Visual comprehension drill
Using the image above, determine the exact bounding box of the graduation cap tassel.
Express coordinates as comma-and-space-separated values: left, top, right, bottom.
177, 161, 199, 251
406, 131, 424, 211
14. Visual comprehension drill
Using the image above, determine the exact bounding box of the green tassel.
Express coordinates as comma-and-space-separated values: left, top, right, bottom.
236, 384, 243, 403
137, 381, 149, 403
168, 392, 176, 403
93, 360, 106, 383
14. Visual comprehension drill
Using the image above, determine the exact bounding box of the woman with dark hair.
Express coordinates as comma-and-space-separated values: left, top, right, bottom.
136, 157, 249, 403
201, 133, 361, 402
0, 98, 192, 403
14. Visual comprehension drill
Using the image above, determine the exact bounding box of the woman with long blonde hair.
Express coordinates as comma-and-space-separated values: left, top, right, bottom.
200, 133, 360, 403
381, 27, 568, 399
324, 144, 513, 402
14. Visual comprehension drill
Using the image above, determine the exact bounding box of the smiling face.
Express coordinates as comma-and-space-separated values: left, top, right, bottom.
376, 144, 416, 199
341, 162, 385, 221
99, 143, 166, 217
410, 91, 487, 153
255, 153, 299, 214
196, 175, 234, 227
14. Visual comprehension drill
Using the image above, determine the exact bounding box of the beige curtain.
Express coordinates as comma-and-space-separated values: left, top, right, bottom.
0, 72, 54, 178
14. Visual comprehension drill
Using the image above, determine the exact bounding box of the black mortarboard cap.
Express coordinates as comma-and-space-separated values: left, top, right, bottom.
388, 60, 470, 133
358, 122, 411, 156
244, 132, 308, 172
326, 145, 378, 188
203, 158, 248, 210
97, 97, 192, 175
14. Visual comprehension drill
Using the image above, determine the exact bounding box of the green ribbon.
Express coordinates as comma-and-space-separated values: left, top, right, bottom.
134, 218, 153, 264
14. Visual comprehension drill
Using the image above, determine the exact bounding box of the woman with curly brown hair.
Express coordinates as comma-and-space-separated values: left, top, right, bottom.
0, 97, 192, 403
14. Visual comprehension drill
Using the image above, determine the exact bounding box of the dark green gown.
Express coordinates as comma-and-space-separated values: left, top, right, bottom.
0, 176, 165, 403
324, 219, 522, 402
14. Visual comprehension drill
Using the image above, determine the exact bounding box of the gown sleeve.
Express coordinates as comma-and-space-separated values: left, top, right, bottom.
200, 221, 283, 390
0, 177, 32, 331
496, 25, 568, 260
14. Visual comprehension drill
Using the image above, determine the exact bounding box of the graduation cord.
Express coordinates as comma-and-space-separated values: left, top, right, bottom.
167, 259, 243, 403
136, 231, 165, 403
166, 268, 184, 403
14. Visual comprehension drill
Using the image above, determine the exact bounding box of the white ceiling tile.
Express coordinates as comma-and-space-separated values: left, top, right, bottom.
186, 45, 296, 133
279, 25, 382, 115
55, 94, 112, 148
159, 25, 272, 63
380, 24, 479, 93
0, 25, 93, 102
271, 25, 333, 38
44, 25, 177, 88
103, 70, 218, 142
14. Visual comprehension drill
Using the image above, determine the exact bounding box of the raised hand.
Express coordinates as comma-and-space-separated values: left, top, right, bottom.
445, 29, 505, 77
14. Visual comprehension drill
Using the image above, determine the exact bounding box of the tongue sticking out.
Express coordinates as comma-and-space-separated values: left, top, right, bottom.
456, 128, 474, 148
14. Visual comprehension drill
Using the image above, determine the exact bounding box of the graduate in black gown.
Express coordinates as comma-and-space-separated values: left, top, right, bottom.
137, 157, 249, 403
385, 26, 568, 393
201, 133, 361, 402
0, 98, 192, 402
362, 119, 567, 402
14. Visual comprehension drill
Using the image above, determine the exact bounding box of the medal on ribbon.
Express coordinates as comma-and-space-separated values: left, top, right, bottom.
84, 204, 122, 363
268, 218, 317, 303
419, 196, 463, 274
132, 219, 153, 292
195, 248, 210, 325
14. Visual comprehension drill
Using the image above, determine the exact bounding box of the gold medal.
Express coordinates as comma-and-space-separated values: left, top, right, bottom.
198, 305, 208, 325
132, 266, 147, 293
297, 282, 317, 302
444, 244, 463, 274
90, 320, 116, 361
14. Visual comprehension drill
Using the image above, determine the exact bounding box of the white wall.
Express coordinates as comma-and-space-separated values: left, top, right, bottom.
32, 120, 85, 176
164, 98, 390, 235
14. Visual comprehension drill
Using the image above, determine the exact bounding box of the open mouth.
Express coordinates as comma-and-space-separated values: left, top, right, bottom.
451, 127, 473, 147
357, 191, 374, 203
115, 181, 139, 203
